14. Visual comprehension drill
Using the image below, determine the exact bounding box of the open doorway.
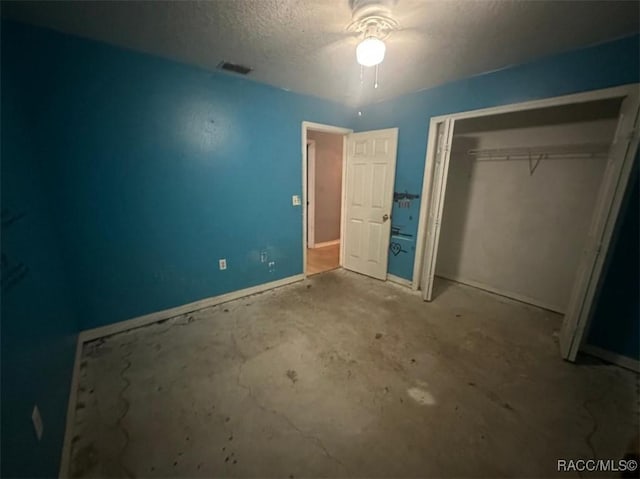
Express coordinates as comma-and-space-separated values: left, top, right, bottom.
302, 122, 351, 277
302, 122, 399, 280
306, 130, 342, 274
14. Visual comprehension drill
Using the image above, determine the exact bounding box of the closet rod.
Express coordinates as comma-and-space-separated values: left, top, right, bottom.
467, 142, 610, 160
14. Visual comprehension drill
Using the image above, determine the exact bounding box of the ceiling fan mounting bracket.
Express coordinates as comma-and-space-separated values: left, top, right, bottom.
347, 0, 399, 39
347, 15, 399, 40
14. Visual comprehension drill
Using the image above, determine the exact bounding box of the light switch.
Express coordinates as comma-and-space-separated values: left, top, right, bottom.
292, 195, 301, 206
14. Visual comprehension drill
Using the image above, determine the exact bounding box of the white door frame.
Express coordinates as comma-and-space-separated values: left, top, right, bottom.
412, 83, 639, 361
302, 122, 353, 277
306, 140, 316, 248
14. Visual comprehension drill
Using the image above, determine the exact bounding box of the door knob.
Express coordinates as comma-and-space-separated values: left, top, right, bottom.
383, 214, 389, 222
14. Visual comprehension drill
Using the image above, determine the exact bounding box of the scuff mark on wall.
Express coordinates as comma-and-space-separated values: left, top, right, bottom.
390, 191, 420, 255
393, 191, 419, 209
389, 242, 406, 256
1, 207, 27, 228
1, 252, 29, 292
390, 225, 413, 239
1, 207, 30, 292
389, 191, 420, 263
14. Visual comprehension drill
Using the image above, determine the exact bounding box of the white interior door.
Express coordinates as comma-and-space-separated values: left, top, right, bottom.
421, 119, 455, 301
343, 128, 398, 280
559, 92, 640, 361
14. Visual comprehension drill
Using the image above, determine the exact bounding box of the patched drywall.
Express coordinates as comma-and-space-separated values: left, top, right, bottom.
308, 130, 343, 244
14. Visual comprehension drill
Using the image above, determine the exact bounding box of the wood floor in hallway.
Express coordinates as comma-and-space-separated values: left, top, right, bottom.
306, 243, 339, 275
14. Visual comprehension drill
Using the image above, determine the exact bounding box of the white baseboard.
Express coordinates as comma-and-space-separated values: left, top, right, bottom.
436, 273, 564, 314
59, 336, 83, 478
582, 344, 640, 373
387, 274, 413, 288
79, 274, 304, 342
312, 239, 340, 248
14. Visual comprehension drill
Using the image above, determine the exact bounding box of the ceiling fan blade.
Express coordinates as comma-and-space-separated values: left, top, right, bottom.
315, 35, 358, 60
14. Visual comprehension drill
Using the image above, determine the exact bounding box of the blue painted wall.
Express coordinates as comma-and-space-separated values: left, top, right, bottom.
356, 34, 640, 281
3, 21, 354, 332
1, 25, 80, 476
1, 19, 353, 478
587, 160, 639, 360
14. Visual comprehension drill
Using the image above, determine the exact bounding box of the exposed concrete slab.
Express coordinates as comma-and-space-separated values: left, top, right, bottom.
69, 270, 638, 478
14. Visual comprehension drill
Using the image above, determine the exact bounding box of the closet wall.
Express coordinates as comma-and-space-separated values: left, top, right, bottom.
436, 100, 620, 312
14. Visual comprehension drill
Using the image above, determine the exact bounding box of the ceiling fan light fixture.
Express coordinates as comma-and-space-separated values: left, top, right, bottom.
356, 37, 386, 67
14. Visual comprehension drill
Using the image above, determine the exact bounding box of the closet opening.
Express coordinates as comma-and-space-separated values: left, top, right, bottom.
414, 85, 639, 366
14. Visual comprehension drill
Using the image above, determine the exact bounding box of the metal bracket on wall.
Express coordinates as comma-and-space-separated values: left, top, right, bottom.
528, 152, 545, 175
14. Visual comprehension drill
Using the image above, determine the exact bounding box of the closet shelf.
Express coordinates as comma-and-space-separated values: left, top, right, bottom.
467, 142, 610, 161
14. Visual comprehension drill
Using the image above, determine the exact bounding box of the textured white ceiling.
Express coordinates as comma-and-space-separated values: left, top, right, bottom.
2, 0, 639, 107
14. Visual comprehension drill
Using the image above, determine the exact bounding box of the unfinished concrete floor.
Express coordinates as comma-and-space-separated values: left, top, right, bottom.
70, 270, 638, 478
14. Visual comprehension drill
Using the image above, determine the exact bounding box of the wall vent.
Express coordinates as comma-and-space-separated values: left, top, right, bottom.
217, 61, 252, 75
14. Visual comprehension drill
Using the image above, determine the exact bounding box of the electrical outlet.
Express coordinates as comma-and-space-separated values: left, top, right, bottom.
292, 195, 301, 206
219, 259, 227, 270
32, 405, 43, 441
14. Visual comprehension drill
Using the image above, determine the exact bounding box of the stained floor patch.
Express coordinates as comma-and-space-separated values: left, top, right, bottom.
407, 387, 436, 406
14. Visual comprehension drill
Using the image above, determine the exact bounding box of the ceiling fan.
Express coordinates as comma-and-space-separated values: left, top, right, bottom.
313, 0, 427, 100
348, 0, 399, 66
346, 0, 403, 90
